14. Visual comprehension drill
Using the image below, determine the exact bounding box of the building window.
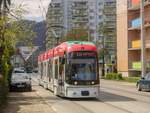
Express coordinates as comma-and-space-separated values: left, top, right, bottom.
90, 9, 94, 13
99, 15, 102, 19
90, 16, 94, 19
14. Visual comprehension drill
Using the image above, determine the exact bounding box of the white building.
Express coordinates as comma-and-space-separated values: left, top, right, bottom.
46, 0, 116, 51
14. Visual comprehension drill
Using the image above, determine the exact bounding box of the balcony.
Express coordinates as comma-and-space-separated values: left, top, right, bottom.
132, 40, 141, 48
72, 2, 88, 8
128, 40, 150, 50
72, 3, 88, 10
128, 40, 141, 50
128, 0, 150, 11
128, 18, 150, 30
131, 18, 141, 28
132, 61, 141, 70
129, 61, 150, 71
49, 21, 63, 27
104, 9, 116, 14
144, 19, 150, 28
128, 18, 141, 30
72, 17, 89, 23
72, 11, 88, 17
105, 18, 116, 22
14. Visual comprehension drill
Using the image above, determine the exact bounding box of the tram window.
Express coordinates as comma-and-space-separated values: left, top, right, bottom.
55, 60, 58, 79
48, 61, 52, 79
44, 63, 47, 76
41, 63, 43, 78
65, 64, 71, 81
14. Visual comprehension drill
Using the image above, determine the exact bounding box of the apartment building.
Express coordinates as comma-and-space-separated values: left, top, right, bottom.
46, 0, 116, 64
99, 0, 116, 63
117, 0, 150, 76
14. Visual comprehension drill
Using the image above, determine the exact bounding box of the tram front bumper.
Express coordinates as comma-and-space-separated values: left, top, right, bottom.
66, 86, 99, 98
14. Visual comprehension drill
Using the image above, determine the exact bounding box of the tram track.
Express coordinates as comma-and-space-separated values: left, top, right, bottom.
101, 86, 150, 105
69, 97, 135, 113
32, 77, 150, 113
102, 85, 150, 98
34, 85, 133, 113
99, 100, 134, 113
101, 82, 150, 98
32, 79, 95, 113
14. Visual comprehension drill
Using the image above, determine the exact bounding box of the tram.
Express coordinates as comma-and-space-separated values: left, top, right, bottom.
38, 41, 100, 98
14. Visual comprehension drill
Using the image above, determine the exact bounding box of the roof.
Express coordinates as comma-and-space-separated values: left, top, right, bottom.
38, 41, 97, 62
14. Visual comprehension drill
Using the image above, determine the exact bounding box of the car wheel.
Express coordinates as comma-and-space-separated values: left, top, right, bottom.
27, 86, 32, 92
9, 86, 13, 92
137, 84, 142, 91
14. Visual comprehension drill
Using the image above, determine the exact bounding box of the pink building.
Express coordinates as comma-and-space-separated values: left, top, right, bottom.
117, 0, 150, 76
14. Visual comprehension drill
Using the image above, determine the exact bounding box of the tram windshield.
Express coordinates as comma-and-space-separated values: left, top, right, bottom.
70, 59, 96, 80
65, 51, 99, 84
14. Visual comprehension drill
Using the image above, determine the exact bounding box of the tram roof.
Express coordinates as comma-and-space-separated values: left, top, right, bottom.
38, 41, 97, 62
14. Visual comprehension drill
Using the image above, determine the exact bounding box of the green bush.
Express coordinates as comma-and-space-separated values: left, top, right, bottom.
105, 73, 123, 80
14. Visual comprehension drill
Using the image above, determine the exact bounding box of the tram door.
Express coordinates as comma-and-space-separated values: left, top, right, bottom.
48, 60, 53, 91
53, 58, 59, 95
58, 57, 65, 96
53, 57, 65, 96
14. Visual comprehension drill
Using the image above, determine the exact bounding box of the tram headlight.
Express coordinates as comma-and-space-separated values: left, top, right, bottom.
92, 81, 95, 85
74, 81, 78, 85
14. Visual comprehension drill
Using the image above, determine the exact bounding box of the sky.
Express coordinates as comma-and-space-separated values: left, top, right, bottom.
13, 0, 51, 22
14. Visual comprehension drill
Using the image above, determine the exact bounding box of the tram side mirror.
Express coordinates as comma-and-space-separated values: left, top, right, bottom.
141, 77, 145, 80
58, 79, 64, 86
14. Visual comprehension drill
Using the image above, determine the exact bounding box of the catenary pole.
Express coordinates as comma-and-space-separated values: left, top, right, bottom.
141, 0, 146, 78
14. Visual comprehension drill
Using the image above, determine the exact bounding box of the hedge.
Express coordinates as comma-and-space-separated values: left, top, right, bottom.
105, 73, 123, 80
104, 73, 140, 83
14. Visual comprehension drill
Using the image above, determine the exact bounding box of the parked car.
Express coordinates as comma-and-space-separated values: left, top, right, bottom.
26, 67, 33, 73
137, 73, 150, 91
10, 68, 32, 91
33, 68, 38, 73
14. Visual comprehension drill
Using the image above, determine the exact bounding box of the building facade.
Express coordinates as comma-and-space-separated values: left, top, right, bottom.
117, 0, 150, 76
99, 0, 116, 64
46, 0, 116, 55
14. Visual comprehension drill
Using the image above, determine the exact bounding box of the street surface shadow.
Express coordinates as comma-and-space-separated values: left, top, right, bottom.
9, 88, 36, 92
98, 91, 136, 102
61, 91, 136, 102
61, 97, 98, 102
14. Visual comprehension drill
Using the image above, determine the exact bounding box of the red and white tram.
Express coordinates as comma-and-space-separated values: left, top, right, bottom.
38, 41, 100, 98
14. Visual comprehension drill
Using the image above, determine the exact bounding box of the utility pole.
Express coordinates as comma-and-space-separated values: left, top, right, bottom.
141, 0, 146, 78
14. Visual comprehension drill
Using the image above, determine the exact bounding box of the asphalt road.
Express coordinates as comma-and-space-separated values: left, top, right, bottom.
2, 74, 150, 113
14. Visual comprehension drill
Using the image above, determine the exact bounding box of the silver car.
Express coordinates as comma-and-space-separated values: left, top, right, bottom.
10, 68, 32, 91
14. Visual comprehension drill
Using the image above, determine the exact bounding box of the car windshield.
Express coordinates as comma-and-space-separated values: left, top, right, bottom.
67, 59, 97, 81
14, 70, 25, 73
145, 73, 150, 80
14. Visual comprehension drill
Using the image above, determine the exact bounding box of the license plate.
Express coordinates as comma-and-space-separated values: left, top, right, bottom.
17, 85, 24, 88
81, 91, 89, 96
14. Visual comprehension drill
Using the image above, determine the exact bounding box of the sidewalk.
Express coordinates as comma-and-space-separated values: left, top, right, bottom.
1, 82, 56, 113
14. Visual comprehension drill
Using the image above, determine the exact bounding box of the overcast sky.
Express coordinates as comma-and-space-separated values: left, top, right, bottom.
13, 0, 51, 22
